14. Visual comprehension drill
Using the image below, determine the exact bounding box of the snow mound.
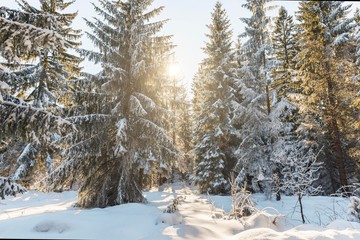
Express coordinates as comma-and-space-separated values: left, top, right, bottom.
34, 220, 69, 233
243, 211, 287, 231
155, 212, 183, 225
232, 228, 286, 240
211, 209, 225, 219
233, 220, 360, 240
326, 219, 360, 230
0, 81, 10, 90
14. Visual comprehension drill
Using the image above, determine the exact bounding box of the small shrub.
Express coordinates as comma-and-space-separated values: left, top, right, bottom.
230, 173, 256, 219
0, 177, 26, 199
164, 197, 180, 213
348, 196, 360, 222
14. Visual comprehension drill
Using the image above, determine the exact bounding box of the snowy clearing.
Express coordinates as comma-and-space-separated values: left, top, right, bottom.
0, 183, 359, 240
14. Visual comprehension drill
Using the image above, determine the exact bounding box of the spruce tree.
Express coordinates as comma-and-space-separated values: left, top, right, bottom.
0, 3, 75, 142
48, 0, 176, 208
0, 0, 81, 185
1, 1, 81, 107
271, 6, 298, 99
163, 73, 193, 180
296, 1, 359, 191
269, 6, 300, 201
348, 8, 360, 183
193, 2, 238, 194
234, 0, 274, 196
177, 94, 193, 178
0, 4, 75, 186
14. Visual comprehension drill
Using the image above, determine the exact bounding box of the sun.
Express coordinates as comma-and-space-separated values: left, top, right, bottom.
167, 63, 180, 77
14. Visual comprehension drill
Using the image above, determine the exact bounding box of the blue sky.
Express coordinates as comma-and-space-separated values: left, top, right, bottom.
3, 0, 360, 91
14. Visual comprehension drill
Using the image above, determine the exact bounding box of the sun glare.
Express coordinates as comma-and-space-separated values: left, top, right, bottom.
168, 63, 180, 77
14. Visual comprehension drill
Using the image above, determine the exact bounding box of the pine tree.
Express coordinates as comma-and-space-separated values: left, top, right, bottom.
193, 2, 238, 194
348, 8, 360, 183
48, 0, 176, 208
234, 0, 275, 197
0, 3, 74, 142
271, 6, 298, 99
14, 0, 82, 108
268, 6, 300, 201
163, 72, 193, 180
0, 177, 26, 199
0, 2, 81, 102
296, 1, 359, 191
0, 0, 81, 186
0, 6, 68, 67
176, 91, 193, 178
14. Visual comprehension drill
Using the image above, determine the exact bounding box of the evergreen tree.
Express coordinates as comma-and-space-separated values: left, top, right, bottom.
269, 6, 300, 201
193, 2, 238, 194
0, 177, 26, 199
234, 0, 275, 197
0, 0, 81, 186
0, 1, 81, 107
0, 3, 74, 144
177, 94, 193, 177
48, 0, 176, 208
271, 6, 298, 99
0, 6, 67, 68
349, 8, 360, 183
163, 73, 193, 180
14, 0, 82, 108
296, 1, 359, 191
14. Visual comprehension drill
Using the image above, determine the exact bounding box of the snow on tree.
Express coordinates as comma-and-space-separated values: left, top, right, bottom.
349, 8, 360, 175
0, 91, 73, 183
47, 0, 177, 208
0, 94, 73, 141
348, 196, 360, 222
192, 2, 239, 194
0, 177, 26, 200
271, 6, 298, 99
0, 6, 68, 66
354, 8, 360, 82
12, 143, 36, 181
281, 146, 323, 223
0, 0, 81, 186
234, 0, 275, 197
267, 7, 303, 201
296, 1, 360, 191
13, 0, 82, 109
161, 69, 193, 181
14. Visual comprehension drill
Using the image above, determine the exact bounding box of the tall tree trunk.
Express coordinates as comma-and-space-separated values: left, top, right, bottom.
328, 116, 348, 187
325, 72, 348, 188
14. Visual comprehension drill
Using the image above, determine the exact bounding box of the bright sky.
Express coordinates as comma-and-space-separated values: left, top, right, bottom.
3, 0, 360, 92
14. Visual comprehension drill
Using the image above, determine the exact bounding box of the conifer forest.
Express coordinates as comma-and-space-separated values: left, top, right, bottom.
0, 0, 359, 217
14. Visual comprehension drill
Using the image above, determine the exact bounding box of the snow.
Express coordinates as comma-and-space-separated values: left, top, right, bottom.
0, 183, 359, 239
0, 81, 10, 90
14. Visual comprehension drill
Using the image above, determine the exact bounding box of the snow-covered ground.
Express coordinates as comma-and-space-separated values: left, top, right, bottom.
0, 182, 359, 239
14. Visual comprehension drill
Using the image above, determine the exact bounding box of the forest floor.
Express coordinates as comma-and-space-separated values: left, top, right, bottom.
0, 182, 359, 239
